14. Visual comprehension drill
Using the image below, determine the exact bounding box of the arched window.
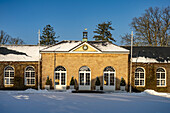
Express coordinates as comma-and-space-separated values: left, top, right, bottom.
156, 68, 166, 87
25, 66, 35, 85
54, 66, 66, 86
135, 67, 145, 86
4, 66, 14, 85
79, 66, 91, 86
103, 66, 115, 86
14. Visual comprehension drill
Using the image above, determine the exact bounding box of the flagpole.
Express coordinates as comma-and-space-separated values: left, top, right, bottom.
129, 31, 133, 93
38, 29, 40, 90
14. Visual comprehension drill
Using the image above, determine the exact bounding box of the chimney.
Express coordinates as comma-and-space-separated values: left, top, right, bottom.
82, 29, 88, 42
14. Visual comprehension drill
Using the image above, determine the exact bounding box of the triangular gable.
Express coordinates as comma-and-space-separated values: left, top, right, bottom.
69, 42, 102, 53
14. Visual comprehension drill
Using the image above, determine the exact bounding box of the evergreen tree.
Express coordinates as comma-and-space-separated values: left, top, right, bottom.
40, 25, 59, 45
93, 21, 116, 43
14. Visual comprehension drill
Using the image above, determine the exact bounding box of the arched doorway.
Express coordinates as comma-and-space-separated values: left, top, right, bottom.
103, 66, 116, 91
79, 66, 91, 90
54, 66, 67, 90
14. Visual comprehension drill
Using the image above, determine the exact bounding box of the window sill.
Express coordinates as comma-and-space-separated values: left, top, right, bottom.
135, 85, 145, 87
4, 84, 14, 87
25, 84, 35, 86
157, 86, 167, 87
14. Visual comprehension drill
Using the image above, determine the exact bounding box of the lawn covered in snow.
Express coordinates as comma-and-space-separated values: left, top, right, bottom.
0, 89, 170, 113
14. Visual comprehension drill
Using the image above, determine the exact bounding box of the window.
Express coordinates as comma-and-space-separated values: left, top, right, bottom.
156, 68, 166, 87
103, 66, 115, 86
25, 66, 35, 85
4, 66, 14, 85
79, 66, 91, 86
135, 67, 145, 86
54, 66, 66, 85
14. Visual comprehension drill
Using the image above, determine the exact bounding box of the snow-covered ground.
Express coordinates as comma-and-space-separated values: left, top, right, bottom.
0, 89, 170, 113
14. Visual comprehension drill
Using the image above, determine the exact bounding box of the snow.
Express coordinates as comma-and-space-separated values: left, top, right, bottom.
144, 89, 170, 98
132, 56, 170, 63
92, 42, 129, 52
0, 89, 170, 113
0, 45, 46, 61
41, 41, 81, 52
41, 40, 129, 53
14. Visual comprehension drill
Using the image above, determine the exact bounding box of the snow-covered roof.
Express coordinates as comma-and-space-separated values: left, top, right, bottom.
0, 45, 46, 62
41, 40, 129, 53
40, 41, 82, 52
122, 46, 170, 63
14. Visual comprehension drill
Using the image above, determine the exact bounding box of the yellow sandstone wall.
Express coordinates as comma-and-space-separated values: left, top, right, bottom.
41, 53, 129, 90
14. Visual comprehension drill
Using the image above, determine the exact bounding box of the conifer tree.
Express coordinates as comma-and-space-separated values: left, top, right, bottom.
40, 25, 59, 45
93, 21, 116, 43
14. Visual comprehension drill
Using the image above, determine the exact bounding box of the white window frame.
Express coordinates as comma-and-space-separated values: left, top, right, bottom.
103, 71, 115, 86
79, 71, 91, 86
54, 70, 67, 86
25, 66, 35, 86
156, 67, 166, 87
4, 66, 14, 85
134, 67, 145, 87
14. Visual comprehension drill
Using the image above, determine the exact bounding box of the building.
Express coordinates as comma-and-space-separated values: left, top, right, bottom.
123, 46, 170, 92
0, 45, 41, 89
0, 32, 170, 92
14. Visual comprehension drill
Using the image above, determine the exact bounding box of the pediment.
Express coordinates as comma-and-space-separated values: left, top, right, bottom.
69, 42, 101, 53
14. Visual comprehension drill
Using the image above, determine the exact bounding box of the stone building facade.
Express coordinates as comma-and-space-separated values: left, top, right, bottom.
40, 40, 129, 91
0, 38, 170, 92
123, 46, 170, 92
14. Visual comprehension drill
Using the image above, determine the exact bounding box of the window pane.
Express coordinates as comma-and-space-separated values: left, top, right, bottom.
61, 73, 65, 85
10, 72, 14, 77
161, 73, 165, 79
140, 80, 144, 85
5, 72, 9, 77
157, 80, 160, 85
31, 79, 35, 84
110, 73, 114, 85
31, 72, 35, 77
55, 73, 60, 85
10, 78, 14, 84
135, 73, 139, 78
27, 79, 30, 84
157, 68, 165, 72
80, 73, 84, 85
26, 72, 30, 77
135, 80, 139, 85
5, 78, 9, 84
156, 73, 160, 79
86, 73, 90, 85
104, 73, 108, 85
161, 80, 165, 86
136, 68, 144, 72
140, 73, 144, 79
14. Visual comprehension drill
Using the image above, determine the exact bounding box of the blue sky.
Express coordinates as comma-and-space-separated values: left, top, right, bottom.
0, 0, 169, 45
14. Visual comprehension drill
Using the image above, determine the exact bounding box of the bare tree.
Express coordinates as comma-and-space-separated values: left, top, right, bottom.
0, 30, 10, 44
120, 33, 146, 46
121, 6, 170, 46
8, 37, 24, 45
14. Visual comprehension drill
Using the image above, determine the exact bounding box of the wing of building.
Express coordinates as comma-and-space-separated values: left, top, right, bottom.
122, 46, 170, 92
0, 33, 170, 92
